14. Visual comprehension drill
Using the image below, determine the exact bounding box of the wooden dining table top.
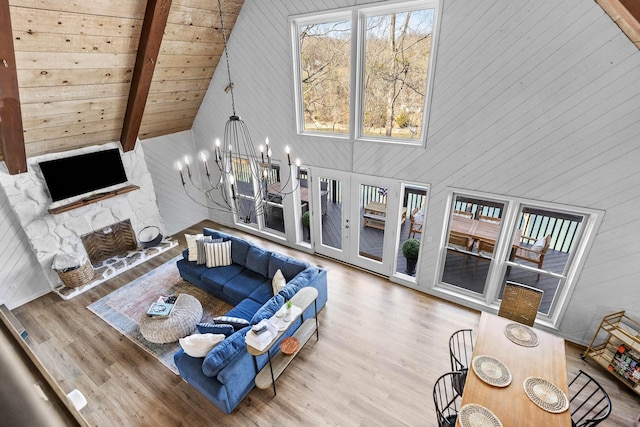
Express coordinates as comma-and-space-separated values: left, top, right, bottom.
457, 312, 571, 426
451, 215, 522, 246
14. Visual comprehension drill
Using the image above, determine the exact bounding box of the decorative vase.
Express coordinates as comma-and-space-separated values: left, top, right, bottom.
284, 307, 292, 322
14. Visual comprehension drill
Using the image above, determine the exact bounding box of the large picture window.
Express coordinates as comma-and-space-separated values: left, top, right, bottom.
438, 191, 602, 327
292, 1, 439, 143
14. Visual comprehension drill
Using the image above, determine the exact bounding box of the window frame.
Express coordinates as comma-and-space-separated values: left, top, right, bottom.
435, 189, 603, 329
290, 0, 441, 146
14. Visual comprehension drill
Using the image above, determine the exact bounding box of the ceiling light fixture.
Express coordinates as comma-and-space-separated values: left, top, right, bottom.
177, 0, 300, 224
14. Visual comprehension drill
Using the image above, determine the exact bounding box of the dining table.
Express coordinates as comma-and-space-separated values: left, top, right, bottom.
450, 215, 522, 254
456, 312, 571, 426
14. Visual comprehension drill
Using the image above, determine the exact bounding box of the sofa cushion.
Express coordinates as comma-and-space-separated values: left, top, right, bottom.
201, 263, 245, 290
223, 270, 271, 306
177, 258, 211, 283
248, 280, 274, 305
202, 326, 250, 378
203, 228, 228, 241
225, 298, 263, 321
179, 333, 225, 358
268, 252, 309, 281
245, 246, 270, 277
228, 235, 251, 267
196, 323, 235, 337
250, 294, 285, 325
279, 267, 320, 300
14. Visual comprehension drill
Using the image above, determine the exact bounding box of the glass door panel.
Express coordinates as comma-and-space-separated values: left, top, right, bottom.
358, 184, 388, 262
395, 185, 428, 277
312, 169, 351, 264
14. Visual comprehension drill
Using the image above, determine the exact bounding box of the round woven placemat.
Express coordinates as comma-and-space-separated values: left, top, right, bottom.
523, 377, 569, 413
472, 355, 512, 387
504, 323, 539, 347
459, 404, 503, 427
280, 337, 300, 355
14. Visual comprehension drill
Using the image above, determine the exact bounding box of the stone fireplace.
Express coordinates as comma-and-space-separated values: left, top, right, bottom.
81, 219, 137, 265
0, 142, 174, 298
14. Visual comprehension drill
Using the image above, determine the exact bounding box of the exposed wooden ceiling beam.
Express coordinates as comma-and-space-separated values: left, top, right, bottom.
120, 0, 172, 152
0, 0, 27, 174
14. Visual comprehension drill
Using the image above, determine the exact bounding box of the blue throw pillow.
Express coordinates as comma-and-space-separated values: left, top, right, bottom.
196, 323, 235, 337
228, 236, 251, 266
245, 246, 270, 277
212, 316, 250, 331
268, 252, 309, 281
201, 326, 250, 378
250, 294, 285, 325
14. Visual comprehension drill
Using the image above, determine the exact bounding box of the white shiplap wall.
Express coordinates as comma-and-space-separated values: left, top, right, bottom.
0, 187, 50, 309
141, 131, 209, 236
186, 0, 640, 345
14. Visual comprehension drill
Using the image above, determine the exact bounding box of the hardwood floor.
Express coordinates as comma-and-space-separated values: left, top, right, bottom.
12, 220, 639, 426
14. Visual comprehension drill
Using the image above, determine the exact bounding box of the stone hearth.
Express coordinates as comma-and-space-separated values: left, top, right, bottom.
55, 238, 178, 300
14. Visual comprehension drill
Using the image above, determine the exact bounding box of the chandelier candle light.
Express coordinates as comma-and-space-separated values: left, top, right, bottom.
177, 0, 300, 223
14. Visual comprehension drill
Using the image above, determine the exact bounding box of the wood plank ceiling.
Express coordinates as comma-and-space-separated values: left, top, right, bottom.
1, 0, 243, 164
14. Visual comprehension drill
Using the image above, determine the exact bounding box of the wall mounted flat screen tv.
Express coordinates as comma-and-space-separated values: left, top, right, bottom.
39, 148, 128, 202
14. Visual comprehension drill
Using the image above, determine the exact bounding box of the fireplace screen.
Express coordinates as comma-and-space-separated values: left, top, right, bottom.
81, 220, 137, 265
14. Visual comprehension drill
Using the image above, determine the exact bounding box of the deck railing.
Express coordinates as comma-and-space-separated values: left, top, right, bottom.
454, 200, 582, 253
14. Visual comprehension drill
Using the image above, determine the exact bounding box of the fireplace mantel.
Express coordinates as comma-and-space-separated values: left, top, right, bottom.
47, 185, 140, 215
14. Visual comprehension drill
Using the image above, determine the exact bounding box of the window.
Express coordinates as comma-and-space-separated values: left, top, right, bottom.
438, 191, 602, 327
292, 1, 439, 143
298, 19, 351, 135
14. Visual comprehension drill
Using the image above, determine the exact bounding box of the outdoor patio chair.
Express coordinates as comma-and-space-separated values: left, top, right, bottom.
409, 207, 423, 238
472, 239, 495, 275
512, 235, 551, 280
498, 281, 543, 326
447, 231, 474, 267
569, 369, 612, 426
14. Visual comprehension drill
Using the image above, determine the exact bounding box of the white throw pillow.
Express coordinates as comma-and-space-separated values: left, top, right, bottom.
205, 240, 232, 268
272, 269, 286, 295
184, 233, 203, 262
529, 237, 547, 260
179, 333, 225, 357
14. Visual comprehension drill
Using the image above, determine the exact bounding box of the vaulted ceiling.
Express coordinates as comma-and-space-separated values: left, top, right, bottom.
0, 0, 243, 173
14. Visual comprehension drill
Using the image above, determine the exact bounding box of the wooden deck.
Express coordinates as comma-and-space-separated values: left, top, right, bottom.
314, 199, 568, 313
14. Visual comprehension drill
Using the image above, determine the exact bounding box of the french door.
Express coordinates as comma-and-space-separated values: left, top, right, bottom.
309, 168, 404, 276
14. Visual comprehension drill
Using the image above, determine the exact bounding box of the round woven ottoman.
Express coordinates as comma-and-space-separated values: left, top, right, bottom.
139, 294, 203, 344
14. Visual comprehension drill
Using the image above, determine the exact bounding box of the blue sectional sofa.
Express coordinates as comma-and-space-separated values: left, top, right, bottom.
174, 227, 328, 414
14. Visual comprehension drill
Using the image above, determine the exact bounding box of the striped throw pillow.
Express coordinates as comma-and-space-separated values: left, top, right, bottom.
205, 240, 232, 268
184, 233, 202, 262
196, 236, 213, 265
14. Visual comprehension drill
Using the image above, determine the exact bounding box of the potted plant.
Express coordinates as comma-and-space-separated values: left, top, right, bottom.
402, 238, 420, 275
284, 300, 293, 322
301, 211, 310, 228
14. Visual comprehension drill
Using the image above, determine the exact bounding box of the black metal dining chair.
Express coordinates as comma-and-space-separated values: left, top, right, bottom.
569, 369, 612, 427
433, 371, 464, 427
449, 329, 474, 394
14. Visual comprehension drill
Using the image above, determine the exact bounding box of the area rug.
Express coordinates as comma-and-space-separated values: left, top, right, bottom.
87, 255, 234, 374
